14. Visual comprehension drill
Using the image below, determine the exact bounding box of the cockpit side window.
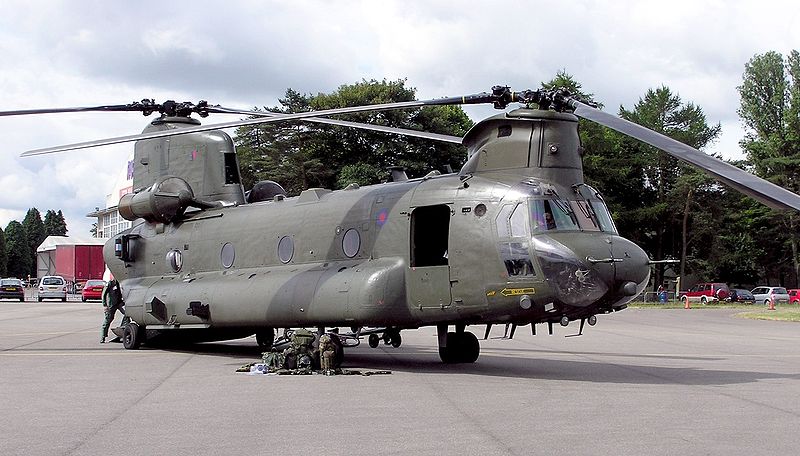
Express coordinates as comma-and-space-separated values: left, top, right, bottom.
224, 152, 241, 184
495, 202, 536, 278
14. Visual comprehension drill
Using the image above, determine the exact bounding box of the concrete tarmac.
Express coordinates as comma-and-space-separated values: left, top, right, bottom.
1, 300, 798, 456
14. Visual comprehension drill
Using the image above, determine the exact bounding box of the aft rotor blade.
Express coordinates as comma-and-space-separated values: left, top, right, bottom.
215, 107, 463, 144
570, 100, 800, 212
22, 94, 485, 156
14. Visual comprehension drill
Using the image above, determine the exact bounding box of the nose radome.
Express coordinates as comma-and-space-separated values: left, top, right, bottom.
609, 236, 650, 297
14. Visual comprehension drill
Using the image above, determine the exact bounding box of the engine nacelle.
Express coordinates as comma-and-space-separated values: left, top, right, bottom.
118, 176, 194, 224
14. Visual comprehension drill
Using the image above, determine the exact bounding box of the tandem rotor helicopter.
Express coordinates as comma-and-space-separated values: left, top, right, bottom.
5, 86, 800, 365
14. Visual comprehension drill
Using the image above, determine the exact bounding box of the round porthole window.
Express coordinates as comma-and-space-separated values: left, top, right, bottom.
342, 228, 360, 258
220, 242, 235, 269
277, 236, 294, 264
166, 249, 182, 273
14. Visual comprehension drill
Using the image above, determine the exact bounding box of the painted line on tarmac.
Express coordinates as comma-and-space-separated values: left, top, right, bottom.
0, 351, 158, 356
0, 330, 97, 337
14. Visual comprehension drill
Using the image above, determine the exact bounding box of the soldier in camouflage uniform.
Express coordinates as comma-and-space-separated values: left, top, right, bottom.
319, 333, 336, 374
100, 278, 126, 343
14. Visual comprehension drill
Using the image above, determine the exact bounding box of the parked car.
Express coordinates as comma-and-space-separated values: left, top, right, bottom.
38, 275, 67, 302
750, 286, 790, 306
81, 279, 106, 302
788, 289, 800, 305
0, 278, 25, 302
681, 282, 730, 305
728, 288, 755, 304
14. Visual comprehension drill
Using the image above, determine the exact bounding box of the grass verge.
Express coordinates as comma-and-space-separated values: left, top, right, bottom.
628, 302, 800, 321
736, 308, 800, 322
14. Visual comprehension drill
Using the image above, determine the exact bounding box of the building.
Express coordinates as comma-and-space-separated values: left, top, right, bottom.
87, 155, 134, 238
36, 235, 106, 282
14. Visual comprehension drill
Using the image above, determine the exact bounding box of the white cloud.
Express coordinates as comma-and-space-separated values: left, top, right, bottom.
1, 0, 798, 233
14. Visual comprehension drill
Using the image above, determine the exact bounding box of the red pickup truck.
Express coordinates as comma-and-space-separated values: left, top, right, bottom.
680, 282, 730, 305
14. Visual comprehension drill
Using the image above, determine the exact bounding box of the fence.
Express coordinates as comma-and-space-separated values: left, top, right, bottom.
634, 291, 678, 303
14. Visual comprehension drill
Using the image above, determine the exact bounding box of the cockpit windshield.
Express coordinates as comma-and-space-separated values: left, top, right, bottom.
530, 199, 578, 231
529, 194, 617, 234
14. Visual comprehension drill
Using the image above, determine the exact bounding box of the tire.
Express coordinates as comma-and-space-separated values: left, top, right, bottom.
81, 296, 86, 302
19, 297, 24, 302
700, 296, 707, 305
38, 297, 42, 302
368, 333, 379, 348
62, 297, 66, 302
255, 328, 275, 349
765, 299, 770, 306
438, 332, 458, 364
123, 322, 143, 350
330, 334, 344, 368
458, 332, 480, 363
439, 332, 480, 364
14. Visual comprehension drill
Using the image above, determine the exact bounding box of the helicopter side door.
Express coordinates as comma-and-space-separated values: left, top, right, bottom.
407, 204, 452, 309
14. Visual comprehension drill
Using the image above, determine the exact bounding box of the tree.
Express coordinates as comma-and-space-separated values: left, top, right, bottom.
615, 87, 721, 288
22, 208, 46, 277
5, 221, 30, 278
235, 79, 473, 194
550, 73, 722, 287
0, 227, 7, 277
44, 210, 68, 236
738, 50, 800, 286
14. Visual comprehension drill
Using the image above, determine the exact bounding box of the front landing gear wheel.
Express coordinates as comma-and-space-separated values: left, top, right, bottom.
439, 331, 480, 363
123, 322, 143, 350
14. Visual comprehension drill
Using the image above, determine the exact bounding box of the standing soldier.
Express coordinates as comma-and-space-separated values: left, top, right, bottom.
100, 278, 125, 343
318, 333, 336, 375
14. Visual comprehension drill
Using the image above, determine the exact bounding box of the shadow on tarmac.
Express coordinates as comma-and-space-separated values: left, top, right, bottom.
139, 338, 800, 387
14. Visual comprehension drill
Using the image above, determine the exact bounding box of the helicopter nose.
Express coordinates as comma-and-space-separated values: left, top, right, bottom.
608, 235, 650, 297
532, 236, 609, 307
532, 234, 649, 307
576, 234, 650, 300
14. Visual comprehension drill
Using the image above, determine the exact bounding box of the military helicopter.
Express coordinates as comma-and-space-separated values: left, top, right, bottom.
6, 86, 800, 365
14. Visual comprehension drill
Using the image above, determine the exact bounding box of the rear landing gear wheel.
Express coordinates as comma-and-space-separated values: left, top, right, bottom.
123, 322, 143, 350
256, 328, 275, 349
330, 334, 345, 367
390, 332, 402, 348
368, 334, 379, 348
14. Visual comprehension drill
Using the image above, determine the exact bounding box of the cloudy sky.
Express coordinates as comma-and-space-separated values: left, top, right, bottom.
1, 0, 798, 236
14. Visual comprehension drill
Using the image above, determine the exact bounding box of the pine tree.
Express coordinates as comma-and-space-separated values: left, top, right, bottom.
5, 221, 31, 278
22, 208, 46, 277
0, 227, 7, 277
44, 210, 69, 236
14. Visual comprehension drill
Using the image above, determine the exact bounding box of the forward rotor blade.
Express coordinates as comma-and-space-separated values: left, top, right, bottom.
570, 100, 800, 212
215, 107, 463, 144
22, 93, 485, 156
0, 105, 147, 116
